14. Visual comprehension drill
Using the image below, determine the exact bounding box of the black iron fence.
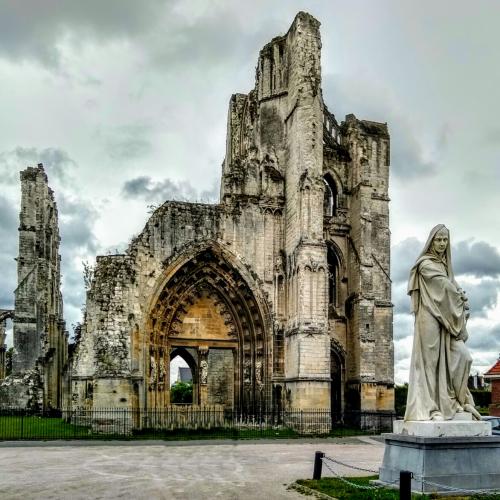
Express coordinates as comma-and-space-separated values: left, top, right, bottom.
0, 406, 395, 441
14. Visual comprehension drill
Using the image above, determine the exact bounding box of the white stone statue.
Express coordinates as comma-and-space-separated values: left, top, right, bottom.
159, 358, 166, 380
405, 224, 481, 421
200, 360, 208, 385
149, 355, 157, 384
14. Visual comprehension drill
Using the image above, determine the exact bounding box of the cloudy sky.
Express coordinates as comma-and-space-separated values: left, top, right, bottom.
1, 0, 499, 384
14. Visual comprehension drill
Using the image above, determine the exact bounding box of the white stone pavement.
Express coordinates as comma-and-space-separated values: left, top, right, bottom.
0, 437, 384, 499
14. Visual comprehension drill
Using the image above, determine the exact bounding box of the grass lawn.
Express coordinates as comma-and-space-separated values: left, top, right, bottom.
294, 476, 500, 500
0, 416, 91, 440
0, 415, 385, 441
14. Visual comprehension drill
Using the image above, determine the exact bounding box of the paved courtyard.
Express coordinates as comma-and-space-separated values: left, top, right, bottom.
0, 437, 384, 499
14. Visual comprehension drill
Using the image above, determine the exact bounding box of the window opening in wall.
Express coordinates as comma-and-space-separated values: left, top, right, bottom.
323, 175, 338, 217
170, 354, 193, 404
327, 246, 339, 308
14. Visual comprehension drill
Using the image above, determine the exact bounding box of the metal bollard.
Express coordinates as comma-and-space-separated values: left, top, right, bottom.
400, 470, 412, 500
313, 451, 325, 480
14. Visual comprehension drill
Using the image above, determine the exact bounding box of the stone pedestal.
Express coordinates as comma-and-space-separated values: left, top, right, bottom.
378, 419, 500, 494
393, 416, 491, 437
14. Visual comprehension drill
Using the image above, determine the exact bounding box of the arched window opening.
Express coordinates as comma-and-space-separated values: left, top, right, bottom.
0, 313, 13, 380
327, 246, 340, 308
170, 353, 193, 404
330, 349, 343, 417
323, 175, 338, 217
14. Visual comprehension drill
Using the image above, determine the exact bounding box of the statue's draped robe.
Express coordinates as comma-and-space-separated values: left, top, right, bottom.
405, 253, 474, 421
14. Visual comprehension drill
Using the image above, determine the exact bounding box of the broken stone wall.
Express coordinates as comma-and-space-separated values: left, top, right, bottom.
0, 164, 68, 409
72, 11, 393, 415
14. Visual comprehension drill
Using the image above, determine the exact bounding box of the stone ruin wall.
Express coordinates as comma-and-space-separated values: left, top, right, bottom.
72, 12, 394, 413
0, 164, 68, 410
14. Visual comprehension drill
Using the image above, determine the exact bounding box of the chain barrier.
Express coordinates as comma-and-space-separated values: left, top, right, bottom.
320, 453, 500, 496
321, 459, 387, 490
320, 455, 399, 491
413, 474, 500, 496
322, 454, 379, 474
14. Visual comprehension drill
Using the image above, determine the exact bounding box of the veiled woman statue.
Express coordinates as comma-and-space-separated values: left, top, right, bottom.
405, 224, 480, 421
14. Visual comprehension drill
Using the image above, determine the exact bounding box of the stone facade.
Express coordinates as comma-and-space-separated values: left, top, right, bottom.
0, 310, 14, 380
72, 12, 393, 413
0, 164, 68, 409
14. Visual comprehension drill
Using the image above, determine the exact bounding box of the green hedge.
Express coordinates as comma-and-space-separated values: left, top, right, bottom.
394, 385, 491, 417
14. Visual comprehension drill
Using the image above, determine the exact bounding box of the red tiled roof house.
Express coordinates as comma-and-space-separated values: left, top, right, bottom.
484, 356, 500, 417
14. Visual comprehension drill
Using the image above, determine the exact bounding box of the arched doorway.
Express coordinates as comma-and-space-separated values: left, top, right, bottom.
146, 247, 270, 414
170, 347, 197, 404
330, 344, 345, 420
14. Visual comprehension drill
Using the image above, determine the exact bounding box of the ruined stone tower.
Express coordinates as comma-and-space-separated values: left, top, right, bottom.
72, 12, 393, 414
0, 164, 68, 409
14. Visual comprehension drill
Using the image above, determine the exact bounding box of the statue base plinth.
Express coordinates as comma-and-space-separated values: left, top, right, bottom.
377, 434, 500, 494
393, 414, 492, 437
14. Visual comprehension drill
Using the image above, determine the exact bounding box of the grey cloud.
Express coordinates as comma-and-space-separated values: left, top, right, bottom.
57, 194, 101, 331
392, 282, 410, 316
0, 252, 16, 309
104, 125, 153, 161
393, 312, 413, 342
0, 195, 18, 309
0, 195, 18, 232
147, 7, 280, 74
467, 324, 500, 352
0, 0, 280, 75
323, 76, 437, 180
391, 238, 422, 284
58, 194, 99, 255
461, 280, 500, 319
122, 176, 219, 204
483, 128, 500, 146
0, 0, 165, 68
453, 240, 500, 278
0, 147, 76, 185
390, 128, 436, 179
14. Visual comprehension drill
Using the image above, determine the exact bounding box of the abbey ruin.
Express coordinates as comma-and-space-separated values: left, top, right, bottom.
1, 12, 393, 416
0, 165, 69, 409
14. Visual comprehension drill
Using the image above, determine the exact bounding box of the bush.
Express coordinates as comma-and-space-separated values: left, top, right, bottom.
470, 389, 491, 409
170, 381, 193, 404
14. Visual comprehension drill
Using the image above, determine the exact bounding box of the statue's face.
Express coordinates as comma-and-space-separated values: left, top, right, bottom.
432, 229, 449, 255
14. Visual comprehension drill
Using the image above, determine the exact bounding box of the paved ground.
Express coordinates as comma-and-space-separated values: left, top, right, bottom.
0, 437, 384, 499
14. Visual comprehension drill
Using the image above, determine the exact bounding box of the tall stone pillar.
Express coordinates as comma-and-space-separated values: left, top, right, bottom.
282, 13, 330, 409
0, 164, 68, 409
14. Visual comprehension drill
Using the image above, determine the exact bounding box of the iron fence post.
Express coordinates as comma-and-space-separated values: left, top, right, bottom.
400, 470, 412, 500
313, 451, 324, 480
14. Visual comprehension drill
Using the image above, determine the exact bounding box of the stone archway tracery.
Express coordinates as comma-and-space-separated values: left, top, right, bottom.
146, 247, 270, 413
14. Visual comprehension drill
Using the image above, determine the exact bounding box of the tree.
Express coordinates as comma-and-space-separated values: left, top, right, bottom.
170, 381, 193, 404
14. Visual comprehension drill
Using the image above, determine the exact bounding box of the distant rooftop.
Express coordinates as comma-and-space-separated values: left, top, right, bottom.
484, 357, 500, 379
177, 367, 193, 383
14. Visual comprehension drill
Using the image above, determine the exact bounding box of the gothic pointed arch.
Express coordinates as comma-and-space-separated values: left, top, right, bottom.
323, 172, 339, 217
330, 339, 346, 417
326, 242, 345, 309
145, 242, 271, 413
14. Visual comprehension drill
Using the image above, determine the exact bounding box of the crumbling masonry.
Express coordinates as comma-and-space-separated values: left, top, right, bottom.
71, 12, 394, 413
0, 164, 68, 409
